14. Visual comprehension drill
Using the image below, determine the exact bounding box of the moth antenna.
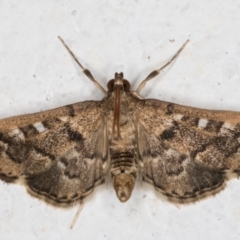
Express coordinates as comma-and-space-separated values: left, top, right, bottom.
70, 201, 84, 229
58, 36, 107, 96
135, 39, 190, 94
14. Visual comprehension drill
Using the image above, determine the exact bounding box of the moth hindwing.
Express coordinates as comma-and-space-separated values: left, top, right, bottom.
1, 38, 239, 225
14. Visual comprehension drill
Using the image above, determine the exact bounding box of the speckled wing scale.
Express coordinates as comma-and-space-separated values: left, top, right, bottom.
1, 38, 240, 225
0, 101, 108, 207
137, 100, 240, 202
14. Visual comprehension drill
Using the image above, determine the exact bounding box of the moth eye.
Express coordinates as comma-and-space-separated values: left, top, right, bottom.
123, 80, 131, 91
107, 79, 115, 91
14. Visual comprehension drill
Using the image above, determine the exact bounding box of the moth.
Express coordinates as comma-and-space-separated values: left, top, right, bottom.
1, 38, 240, 226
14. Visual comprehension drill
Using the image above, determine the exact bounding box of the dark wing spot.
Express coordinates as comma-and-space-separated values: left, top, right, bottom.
20, 125, 39, 137
166, 104, 174, 115
0, 132, 3, 140
6, 144, 30, 163
60, 156, 69, 166
181, 116, 199, 127
160, 127, 176, 140
179, 154, 188, 163
34, 146, 55, 161
65, 124, 83, 142
0, 144, 6, 152
181, 116, 190, 122
205, 120, 224, 132
190, 117, 200, 127
42, 118, 62, 129
211, 135, 240, 157
66, 105, 76, 117
190, 144, 208, 159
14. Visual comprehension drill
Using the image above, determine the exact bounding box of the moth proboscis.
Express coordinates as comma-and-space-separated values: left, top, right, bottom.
1, 38, 239, 228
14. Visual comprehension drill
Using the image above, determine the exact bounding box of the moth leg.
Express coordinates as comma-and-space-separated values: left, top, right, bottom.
135, 39, 189, 94
70, 201, 84, 229
58, 36, 107, 96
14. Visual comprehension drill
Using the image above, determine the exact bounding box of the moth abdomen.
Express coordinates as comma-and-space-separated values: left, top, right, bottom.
111, 151, 136, 169
110, 151, 137, 202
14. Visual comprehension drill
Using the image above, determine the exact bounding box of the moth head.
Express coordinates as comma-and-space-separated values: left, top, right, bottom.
107, 72, 131, 92
113, 173, 135, 202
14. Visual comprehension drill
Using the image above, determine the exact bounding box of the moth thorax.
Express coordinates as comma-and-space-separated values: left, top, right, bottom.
113, 173, 136, 202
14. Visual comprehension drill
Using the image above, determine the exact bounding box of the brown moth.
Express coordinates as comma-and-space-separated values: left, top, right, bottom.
1, 38, 240, 226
